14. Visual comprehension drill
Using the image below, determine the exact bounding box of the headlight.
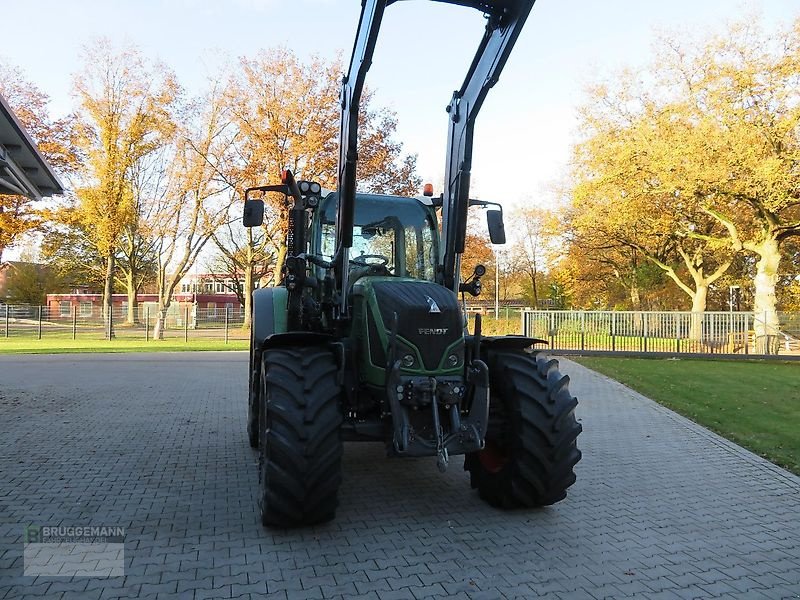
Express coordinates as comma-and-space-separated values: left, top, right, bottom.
446, 353, 460, 367
401, 353, 415, 368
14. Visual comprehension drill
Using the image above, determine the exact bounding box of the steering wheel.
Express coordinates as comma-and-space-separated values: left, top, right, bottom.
350, 254, 390, 267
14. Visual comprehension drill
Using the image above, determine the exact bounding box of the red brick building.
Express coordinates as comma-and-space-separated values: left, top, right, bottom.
46, 274, 244, 321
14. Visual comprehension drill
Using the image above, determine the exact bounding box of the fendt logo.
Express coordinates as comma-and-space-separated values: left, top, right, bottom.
424, 295, 441, 314
418, 328, 449, 335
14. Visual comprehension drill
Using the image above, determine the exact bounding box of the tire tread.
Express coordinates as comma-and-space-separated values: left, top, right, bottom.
465, 350, 582, 508
259, 347, 343, 526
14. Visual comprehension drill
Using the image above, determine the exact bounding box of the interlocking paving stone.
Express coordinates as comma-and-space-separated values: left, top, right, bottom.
1, 352, 799, 599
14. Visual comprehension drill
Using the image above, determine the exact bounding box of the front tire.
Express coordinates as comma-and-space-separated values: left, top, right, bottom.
465, 349, 582, 508
247, 328, 260, 448
258, 347, 343, 526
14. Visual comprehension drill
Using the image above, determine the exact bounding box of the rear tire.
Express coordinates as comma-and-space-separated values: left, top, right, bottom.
465, 350, 582, 508
258, 347, 343, 526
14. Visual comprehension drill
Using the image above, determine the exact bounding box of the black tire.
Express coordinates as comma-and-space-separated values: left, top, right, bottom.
247, 324, 260, 449
465, 350, 582, 508
247, 349, 260, 448
258, 347, 343, 527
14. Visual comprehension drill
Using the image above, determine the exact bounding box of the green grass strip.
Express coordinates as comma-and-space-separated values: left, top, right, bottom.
0, 338, 248, 354
573, 357, 800, 475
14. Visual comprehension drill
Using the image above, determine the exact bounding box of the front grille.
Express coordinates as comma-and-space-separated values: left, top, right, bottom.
371, 281, 461, 370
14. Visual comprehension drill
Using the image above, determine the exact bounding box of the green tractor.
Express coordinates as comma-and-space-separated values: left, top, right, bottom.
244, 0, 581, 527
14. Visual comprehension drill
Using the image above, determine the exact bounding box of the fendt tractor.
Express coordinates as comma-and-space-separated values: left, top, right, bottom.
243, 0, 581, 526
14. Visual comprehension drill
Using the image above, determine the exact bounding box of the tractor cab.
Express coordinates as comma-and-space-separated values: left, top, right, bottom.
314, 192, 439, 282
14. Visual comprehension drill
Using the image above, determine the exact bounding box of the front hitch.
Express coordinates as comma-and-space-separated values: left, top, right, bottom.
385, 358, 490, 466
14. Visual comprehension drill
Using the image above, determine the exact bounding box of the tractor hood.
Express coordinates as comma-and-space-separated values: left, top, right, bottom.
354, 277, 464, 373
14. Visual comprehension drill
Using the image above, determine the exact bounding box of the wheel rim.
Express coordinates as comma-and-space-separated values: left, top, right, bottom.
478, 439, 510, 474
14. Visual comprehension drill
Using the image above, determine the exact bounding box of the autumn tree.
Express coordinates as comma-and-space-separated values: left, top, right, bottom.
149, 85, 233, 339
72, 40, 179, 334
460, 228, 495, 302
116, 150, 163, 323
776, 240, 800, 311
659, 18, 800, 350
0, 255, 59, 305
39, 219, 105, 291
507, 206, 561, 308
208, 48, 420, 323
209, 203, 282, 319
569, 16, 800, 348
0, 61, 80, 260
570, 76, 735, 320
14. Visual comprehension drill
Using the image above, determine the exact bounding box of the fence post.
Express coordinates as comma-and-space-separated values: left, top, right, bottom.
4, 305, 8, 338
224, 308, 229, 344
38, 306, 43, 340
580, 311, 585, 352
72, 305, 77, 340
145, 306, 150, 342
611, 312, 616, 352
675, 313, 681, 353
728, 311, 733, 353
184, 305, 189, 343
638, 312, 643, 352
643, 312, 648, 353
744, 313, 749, 355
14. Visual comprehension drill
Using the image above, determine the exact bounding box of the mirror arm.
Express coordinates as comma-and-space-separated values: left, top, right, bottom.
245, 184, 289, 198
467, 198, 503, 213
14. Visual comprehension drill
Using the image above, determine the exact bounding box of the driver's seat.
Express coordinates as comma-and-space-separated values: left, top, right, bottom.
347, 260, 394, 297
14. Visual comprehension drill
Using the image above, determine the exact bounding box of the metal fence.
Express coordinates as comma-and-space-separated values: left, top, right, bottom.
5, 303, 800, 356
521, 310, 800, 357
1, 304, 248, 343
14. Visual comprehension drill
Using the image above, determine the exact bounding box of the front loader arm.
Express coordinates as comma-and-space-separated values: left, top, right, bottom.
335, 0, 536, 307
335, 0, 389, 314
438, 0, 536, 292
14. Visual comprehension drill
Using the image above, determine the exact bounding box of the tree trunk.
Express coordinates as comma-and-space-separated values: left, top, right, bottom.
125, 270, 138, 324
752, 238, 781, 354
630, 284, 643, 333
103, 253, 115, 339
688, 284, 708, 342
273, 243, 287, 287
629, 284, 642, 311
153, 304, 169, 340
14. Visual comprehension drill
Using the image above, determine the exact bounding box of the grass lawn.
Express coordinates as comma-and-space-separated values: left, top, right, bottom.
573, 357, 800, 475
0, 338, 248, 354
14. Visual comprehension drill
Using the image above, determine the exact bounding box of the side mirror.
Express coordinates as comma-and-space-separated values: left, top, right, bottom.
243, 182, 289, 227
487, 209, 506, 244
243, 199, 265, 227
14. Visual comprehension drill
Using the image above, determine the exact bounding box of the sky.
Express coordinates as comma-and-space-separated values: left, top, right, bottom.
1, 0, 797, 215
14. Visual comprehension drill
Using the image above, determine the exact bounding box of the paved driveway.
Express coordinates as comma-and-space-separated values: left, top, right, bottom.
0, 352, 798, 599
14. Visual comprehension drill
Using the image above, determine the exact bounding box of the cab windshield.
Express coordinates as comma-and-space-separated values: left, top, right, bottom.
318, 193, 438, 281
